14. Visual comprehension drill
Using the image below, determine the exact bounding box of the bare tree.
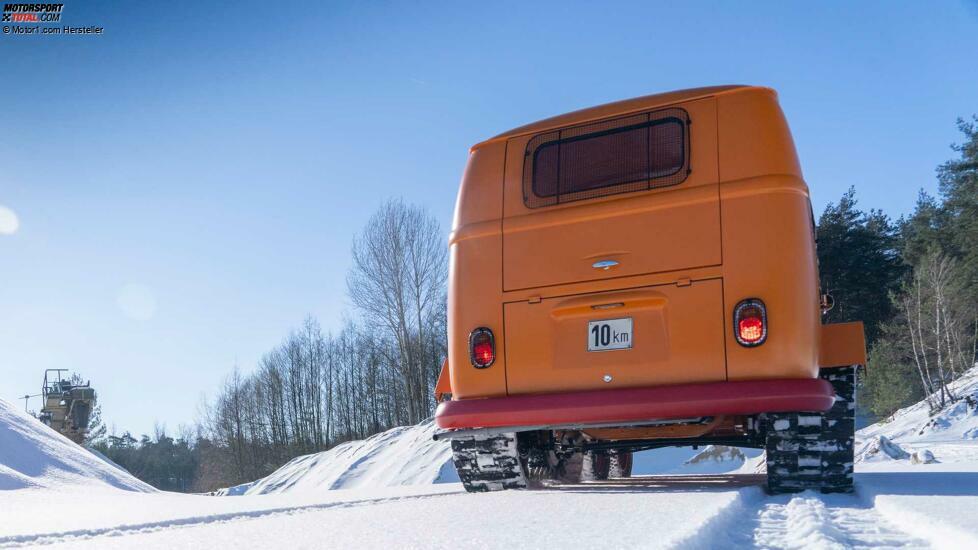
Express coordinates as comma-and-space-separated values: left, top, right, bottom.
347, 199, 448, 423
901, 251, 974, 410
200, 200, 448, 483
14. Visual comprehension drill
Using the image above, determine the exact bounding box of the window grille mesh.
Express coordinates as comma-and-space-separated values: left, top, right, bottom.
523, 107, 690, 208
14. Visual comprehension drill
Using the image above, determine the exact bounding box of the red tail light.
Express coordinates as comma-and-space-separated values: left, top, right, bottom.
734, 299, 767, 347
469, 327, 495, 368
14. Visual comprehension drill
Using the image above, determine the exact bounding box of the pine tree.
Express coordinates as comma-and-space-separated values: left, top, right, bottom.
898, 191, 952, 270
817, 188, 906, 348
863, 321, 923, 417
83, 403, 107, 447
937, 116, 978, 304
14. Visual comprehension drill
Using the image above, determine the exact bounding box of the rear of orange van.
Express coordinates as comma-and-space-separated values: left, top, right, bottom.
500, 99, 726, 395
438, 85, 864, 429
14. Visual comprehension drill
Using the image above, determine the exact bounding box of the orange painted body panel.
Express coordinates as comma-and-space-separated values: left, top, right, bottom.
505, 280, 726, 394
445, 85, 865, 409
447, 143, 508, 399
819, 322, 868, 368
720, 175, 821, 381
434, 359, 452, 402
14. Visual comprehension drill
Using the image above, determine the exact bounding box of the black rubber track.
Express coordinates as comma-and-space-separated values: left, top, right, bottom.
451, 433, 528, 492
765, 365, 856, 494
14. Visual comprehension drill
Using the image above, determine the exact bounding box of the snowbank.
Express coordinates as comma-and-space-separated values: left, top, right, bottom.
0, 398, 154, 492
852, 366, 978, 546
857, 365, 978, 467
238, 420, 456, 495
856, 434, 910, 462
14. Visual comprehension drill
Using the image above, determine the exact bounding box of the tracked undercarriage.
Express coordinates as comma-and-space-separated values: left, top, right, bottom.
764, 366, 856, 493
449, 432, 636, 491
450, 434, 527, 492
444, 366, 856, 494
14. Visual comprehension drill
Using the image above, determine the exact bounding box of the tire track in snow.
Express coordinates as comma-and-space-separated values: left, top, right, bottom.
0, 491, 463, 548
672, 487, 931, 549
749, 494, 930, 549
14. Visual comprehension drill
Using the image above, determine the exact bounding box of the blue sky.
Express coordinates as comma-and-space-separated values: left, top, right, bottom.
2, 1, 977, 435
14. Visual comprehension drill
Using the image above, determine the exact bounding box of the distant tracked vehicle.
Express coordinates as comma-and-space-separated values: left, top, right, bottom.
38, 369, 96, 444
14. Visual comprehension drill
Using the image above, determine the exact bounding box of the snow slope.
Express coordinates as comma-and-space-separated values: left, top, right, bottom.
857, 365, 978, 468
237, 419, 457, 495
0, 398, 154, 492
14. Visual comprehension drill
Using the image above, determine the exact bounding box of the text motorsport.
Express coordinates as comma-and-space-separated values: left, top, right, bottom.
2, 3, 103, 36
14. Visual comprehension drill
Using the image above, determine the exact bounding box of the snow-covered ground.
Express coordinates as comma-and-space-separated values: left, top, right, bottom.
857, 366, 978, 468
0, 398, 153, 492
5, 473, 973, 549
227, 420, 458, 495
4, 368, 978, 548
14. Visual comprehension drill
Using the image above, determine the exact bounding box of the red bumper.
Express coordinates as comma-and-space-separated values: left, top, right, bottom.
435, 378, 835, 430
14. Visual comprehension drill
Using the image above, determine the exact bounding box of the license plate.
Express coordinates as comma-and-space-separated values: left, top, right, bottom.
587, 318, 633, 351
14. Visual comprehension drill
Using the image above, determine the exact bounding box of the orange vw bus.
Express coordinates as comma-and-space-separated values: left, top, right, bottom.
433, 85, 866, 494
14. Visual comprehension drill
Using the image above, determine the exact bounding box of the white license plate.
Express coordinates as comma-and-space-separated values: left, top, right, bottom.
587, 318, 633, 351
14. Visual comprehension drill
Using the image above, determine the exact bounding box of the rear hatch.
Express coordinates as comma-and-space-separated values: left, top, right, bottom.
501, 97, 725, 394
504, 280, 727, 394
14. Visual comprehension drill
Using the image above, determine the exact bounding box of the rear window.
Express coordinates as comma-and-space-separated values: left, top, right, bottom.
523, 107, 690, 208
